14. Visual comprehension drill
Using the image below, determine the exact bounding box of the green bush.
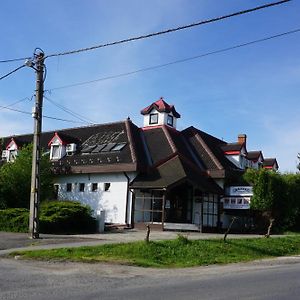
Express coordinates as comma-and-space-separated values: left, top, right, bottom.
0, 201, 97, 234
39, 201, 97, 234
0, 208, 29, 232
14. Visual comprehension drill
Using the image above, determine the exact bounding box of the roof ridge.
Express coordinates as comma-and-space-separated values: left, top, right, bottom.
185, 126, 226, 145
179, 130, 206, 170
195, 132, 223, 170
125, 119, 137, 164
162, 125, 177, 153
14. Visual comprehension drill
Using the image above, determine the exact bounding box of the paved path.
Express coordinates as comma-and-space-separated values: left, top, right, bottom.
0, 230, 275, 255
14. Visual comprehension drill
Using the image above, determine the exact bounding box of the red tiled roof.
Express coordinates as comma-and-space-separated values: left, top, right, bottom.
141, 98, 181, 118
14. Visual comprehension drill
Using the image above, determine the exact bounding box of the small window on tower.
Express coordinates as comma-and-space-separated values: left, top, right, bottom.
149, 113, 158, 125
167, 115, 174, 127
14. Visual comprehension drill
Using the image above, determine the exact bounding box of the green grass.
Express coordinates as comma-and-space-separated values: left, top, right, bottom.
11, 235, 300, 268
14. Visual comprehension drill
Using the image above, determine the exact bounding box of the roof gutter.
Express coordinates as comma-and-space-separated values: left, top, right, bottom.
124, 171, 131, 227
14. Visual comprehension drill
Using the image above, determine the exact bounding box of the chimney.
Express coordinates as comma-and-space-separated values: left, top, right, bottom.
238, 134, 247, 145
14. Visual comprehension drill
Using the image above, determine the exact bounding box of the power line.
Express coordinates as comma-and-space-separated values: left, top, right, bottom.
44, 95, 95, 124
0, 65, 26, 81
0, 56, 31, 64
48, 28, 300, 91
0, 104, 31, 115
45, 0, 292, 59
0, 102, 87, 124
43, 114, 88, 124
0, 0, 292, 65
0, 97, 31, 111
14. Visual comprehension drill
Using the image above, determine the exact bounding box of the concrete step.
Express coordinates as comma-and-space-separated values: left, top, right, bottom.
163, 223, 200, 231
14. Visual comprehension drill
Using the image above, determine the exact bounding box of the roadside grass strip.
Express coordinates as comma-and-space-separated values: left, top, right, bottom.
11, 236, 300, 268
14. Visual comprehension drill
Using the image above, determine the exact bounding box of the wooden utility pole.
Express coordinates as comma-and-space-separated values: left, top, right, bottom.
29, 51, 45, 239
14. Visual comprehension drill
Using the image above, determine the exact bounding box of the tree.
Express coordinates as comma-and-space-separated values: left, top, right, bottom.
244, 168, 285, 236
0, 144, 53, 209
282, 173, 300, 230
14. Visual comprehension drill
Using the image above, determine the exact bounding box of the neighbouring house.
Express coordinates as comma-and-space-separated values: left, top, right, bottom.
0, 97, 278, 232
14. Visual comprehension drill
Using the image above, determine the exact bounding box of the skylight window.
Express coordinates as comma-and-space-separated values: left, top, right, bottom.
101, 143, 117, 152
111, 143, 127, 151
81, 145, 96, 153
91, 144, 106, 153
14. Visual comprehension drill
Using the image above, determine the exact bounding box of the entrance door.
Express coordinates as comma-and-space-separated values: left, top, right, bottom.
164, 184, 193, 223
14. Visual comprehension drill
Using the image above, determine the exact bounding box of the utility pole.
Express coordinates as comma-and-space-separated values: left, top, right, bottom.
29, 51, 45, 239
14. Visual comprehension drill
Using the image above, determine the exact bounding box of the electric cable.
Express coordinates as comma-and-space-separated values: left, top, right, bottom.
0, 65, 26, 81
42, 115, 88, 124
44, 95, 95, 124
0, 97, 31, 111
45, 0, 292, 59
48, 27, 300, 91
0, 57, 31, 64
0, 103, 87, 124
0, 1, 292, 65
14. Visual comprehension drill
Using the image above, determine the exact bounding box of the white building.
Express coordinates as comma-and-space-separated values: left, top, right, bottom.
0, 97, 278, 232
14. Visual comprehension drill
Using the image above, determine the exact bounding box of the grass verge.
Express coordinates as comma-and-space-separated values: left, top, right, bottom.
11, 236, 300, 268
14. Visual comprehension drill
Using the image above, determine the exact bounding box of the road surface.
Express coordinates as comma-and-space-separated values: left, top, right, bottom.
0, 256, 299, 300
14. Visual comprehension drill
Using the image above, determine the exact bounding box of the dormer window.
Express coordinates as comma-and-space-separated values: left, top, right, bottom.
167, 115, 174, 127
4, 138, 19, 162
51, 144, 61, 160
149, 113, 158, 125
9, 150, 18, 162
48, 132, 68, 160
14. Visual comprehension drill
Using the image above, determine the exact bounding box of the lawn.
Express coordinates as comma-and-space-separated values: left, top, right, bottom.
11, 235, 300, 268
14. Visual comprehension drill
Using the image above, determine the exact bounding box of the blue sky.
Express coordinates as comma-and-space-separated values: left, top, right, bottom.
0, 0, 299, 172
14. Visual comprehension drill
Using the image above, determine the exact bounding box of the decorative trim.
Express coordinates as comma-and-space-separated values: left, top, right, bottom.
125, 119, 137, 163
195, 133, 223, 170
162, 126, 177, 153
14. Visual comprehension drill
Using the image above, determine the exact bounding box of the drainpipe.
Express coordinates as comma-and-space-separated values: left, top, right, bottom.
124, 172, 131, 227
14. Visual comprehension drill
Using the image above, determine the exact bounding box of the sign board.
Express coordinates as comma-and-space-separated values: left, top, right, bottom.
221, 197, 250, 210
226, 186, 253, 196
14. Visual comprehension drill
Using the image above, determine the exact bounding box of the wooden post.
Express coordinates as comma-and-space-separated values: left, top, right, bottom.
162, 192, 166, 231
265, 218, 274, 238
223, 217, 237, 242
145, 224, 151, 243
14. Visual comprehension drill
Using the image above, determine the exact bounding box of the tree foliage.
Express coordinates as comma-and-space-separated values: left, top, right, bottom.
244, 168, 300, 231
0, 144, 53, 209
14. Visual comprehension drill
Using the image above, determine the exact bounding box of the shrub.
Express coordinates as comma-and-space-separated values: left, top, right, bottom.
0, 201, 97, 234
0, 208, 29, 232
176, 233, 189, 245
39, 200, 97, 234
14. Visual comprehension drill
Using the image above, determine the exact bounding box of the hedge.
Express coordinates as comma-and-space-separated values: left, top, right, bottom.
0, 201, 97, 234
0, 208, 29, 232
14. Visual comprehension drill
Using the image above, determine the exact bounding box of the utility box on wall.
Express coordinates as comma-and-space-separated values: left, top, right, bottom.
96, 210, 106, 233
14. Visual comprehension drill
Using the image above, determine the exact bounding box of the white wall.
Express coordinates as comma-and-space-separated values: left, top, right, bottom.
54, 172, 136, 225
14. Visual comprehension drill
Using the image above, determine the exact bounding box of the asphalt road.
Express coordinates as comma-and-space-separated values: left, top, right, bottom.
0, 256, 299, 300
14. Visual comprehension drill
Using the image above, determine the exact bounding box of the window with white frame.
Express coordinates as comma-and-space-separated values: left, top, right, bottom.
6, 149, 18, 162
51, 144, 61, 160
149, 113, 158, 125
167, 115, 174, 127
